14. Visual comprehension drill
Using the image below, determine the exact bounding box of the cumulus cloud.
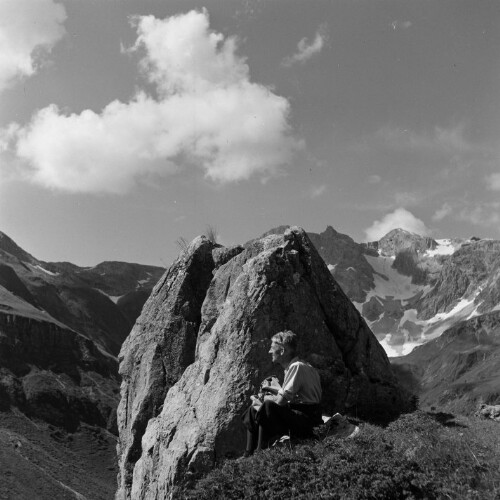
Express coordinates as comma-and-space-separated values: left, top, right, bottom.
364, 208, 431, 241
0, 0, 66, 92
486, 172, 500, 191
3, 9, 298, 193
282, 25, 327, 67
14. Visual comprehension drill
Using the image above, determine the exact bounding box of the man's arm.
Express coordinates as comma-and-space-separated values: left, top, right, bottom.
263, 393, 288, 406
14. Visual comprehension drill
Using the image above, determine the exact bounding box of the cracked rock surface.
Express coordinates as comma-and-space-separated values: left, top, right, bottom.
116, 227, 409, 499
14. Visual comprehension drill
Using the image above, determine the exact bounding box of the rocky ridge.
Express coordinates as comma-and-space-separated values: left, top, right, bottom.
0, 311, 118, 431
117, 227, 410, 499
0, 231, 164, 355
0, 231, 164, 432
297, 227, 499, 357
365, 228, 437, 256
391, 310, 500, 414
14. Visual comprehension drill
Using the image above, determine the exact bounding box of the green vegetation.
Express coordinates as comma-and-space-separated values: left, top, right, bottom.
182, 411, 500, 499
205, 225, 218, 244
176, 225, 218, 253
176, 236, 190, 253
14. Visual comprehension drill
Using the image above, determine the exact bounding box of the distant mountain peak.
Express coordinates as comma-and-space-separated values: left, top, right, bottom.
0, 231, 38, 264
375, 228, 438, 257
383, 228, 420, 238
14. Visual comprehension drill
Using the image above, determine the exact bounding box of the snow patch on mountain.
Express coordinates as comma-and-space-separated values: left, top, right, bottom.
425, 239, 456, 257
33, 264, 59, 276
427, 294, 478, 325
379, 336, 420, 357
364, 255, 422, 300
94, 288, 122, 303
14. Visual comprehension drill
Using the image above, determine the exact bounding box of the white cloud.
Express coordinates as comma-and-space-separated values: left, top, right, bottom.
0, 0, 66, 92
486, 173, 500, 191
3, 10, 298, 193
432, 202, 453, 221
282, 25, 327, 67
364, 208, 431, 241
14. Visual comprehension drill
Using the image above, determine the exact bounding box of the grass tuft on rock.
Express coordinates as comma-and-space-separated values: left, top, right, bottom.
182, 411, 500, 499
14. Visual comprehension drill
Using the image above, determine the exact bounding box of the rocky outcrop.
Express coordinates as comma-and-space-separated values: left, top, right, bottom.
365, 228, 437, 257
476, 404, 500, 421
257, 225, 377, 303
116, 227, 410, 499
0, 232, 38, 264
391, 310, 500, 415
0, 311, 119, 431
308, 226, 377, 303
418, 240, 500, 319
0, 232, 165, 356
258, 228, 499, 357
116, 237, 242, 498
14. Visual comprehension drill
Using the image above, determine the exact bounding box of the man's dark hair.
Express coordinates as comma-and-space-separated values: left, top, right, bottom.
271, 330, 298, 356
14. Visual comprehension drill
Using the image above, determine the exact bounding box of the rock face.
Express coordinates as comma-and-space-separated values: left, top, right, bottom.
307, 226, 377, 303
0, 310, 119, 431
116, 237, 242, 497
477, 404, 500, 421
0, 231, 164, 356
419, 240, 500, 319
391, 310, 500, 415
303, 227, 500, 357
365, 228, 437, 257
116, 227, 409, 499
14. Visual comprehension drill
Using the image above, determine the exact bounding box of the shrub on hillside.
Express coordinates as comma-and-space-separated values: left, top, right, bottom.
181, 411, 500, 499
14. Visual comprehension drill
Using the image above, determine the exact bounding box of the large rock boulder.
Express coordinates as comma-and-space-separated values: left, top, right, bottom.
476, 404, 500, 421
116, 237, 242, 497
116, 227, 410, 499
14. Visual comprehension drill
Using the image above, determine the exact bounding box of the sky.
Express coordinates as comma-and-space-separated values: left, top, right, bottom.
0, 0, 499, 267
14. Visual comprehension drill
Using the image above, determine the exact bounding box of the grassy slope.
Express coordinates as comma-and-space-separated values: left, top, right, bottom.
182, 411, 500, 499
0, 410, 117, 500
0, 285, 67, 327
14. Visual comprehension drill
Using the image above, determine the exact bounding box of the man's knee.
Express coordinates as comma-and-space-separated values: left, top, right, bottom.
262, 399, 282, 416
263, 399, 278, 410
257, 400, 288, 425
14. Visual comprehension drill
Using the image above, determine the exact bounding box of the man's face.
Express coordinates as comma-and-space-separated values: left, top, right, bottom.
269, 340, 284, 363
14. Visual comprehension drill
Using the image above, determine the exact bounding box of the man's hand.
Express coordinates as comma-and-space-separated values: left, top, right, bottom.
250, 395, 262, 410
264, 393, 288, 406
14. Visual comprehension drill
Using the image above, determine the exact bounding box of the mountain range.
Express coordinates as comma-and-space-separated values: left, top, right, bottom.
0, 226, 499, 497
305, 226, 500, 357
0, 230, 164, 431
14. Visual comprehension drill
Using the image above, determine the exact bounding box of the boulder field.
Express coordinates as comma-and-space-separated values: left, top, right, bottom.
116, 227, 411, 499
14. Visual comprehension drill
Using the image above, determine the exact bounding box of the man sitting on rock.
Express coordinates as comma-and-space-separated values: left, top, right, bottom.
242, 330, 323, 455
